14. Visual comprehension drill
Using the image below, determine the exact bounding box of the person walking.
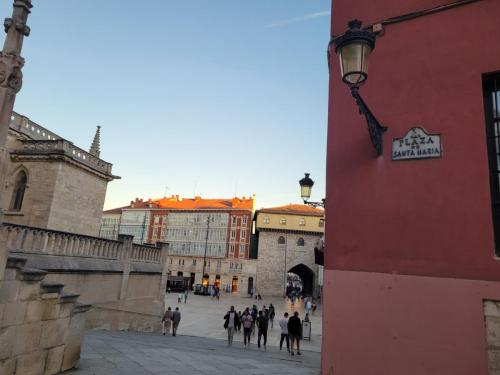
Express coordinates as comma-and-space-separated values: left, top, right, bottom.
241, 309, 253, 347
172, 307, 181, 336
305, 298, 312, 316
279, 312, 290, 352
236, 311, 242, 333
224, 306, 240, 346
251, 305, 258, 336
161, 306, 173, 336
269, 304, 275, 328
184, 289, 188, 304
256, 310, 269, 349
288, 311, 302, 356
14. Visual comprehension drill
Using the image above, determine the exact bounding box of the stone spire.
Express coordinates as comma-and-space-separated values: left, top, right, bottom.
0, 0, 32, 147
89, 126, 101, 157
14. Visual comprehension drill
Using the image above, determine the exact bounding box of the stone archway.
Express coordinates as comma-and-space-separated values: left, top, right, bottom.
287, 263, 315, 296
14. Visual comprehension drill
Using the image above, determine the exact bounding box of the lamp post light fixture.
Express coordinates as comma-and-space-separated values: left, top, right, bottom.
299, 173, 325, 208
333, 19, 387, 156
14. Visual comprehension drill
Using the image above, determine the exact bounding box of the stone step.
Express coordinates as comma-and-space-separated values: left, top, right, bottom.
6, 255, 28, 269
73, 303, 92, 314
40, 281, 65, 294
60, 293, 80, 304
19, 267, 47, 282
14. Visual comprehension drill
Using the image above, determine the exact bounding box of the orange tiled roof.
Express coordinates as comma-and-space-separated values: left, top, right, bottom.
124, 195, 254, 211
259, 204, 324, 217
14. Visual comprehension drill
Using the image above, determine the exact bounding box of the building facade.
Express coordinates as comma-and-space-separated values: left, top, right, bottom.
101, 195, 256, 295
1, 112, 118, 236
324, 1, 500, 374
255, 204, 324, 297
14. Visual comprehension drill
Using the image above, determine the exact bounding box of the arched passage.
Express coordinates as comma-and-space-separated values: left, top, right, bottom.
287, 263, 315, 297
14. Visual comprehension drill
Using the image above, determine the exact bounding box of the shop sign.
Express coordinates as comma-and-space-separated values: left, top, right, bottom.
392, 127, 442, 161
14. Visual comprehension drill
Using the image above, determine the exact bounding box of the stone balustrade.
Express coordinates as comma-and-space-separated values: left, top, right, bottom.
10, 111, 61, 142
9, 111, 114, 176
130, 244, 161, 264
14, 139, 113, 175
2, 223, 123, 260
1, 223, 164, 266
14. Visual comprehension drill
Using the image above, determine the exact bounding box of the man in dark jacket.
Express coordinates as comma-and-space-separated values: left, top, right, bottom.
172, 307, 181, 336
256, 310, 269, 349
224, 305, 240, 346
251, 305, 258, 336
287, 311, 302, 356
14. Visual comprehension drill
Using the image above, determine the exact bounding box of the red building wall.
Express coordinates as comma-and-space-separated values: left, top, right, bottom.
327, 0, 500, 280
324, 1, 500, 374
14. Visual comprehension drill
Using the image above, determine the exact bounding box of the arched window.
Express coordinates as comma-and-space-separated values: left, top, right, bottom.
297, 238, 305, 246
10, 170, 27, 211
278, 236, 286, 245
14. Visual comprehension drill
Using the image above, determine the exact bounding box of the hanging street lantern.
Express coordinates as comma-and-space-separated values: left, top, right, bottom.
299, 173, 314, 202
299, 173, 325, 208
334, 19, 376, 87
332, 19, 387, 156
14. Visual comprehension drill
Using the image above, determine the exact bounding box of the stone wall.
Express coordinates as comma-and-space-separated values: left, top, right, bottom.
44, 273, 123, 304
485, 300, 500, 374
256, 231, 320, 297
2, 160, 59, 230
2, 159, 109, 237
47, 162, 108, 237
0, 256, 90, 374
1, 224, 169, 333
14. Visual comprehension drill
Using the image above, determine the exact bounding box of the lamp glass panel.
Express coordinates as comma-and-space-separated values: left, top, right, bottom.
301, 185, 312, 200
339, 42, 372, 85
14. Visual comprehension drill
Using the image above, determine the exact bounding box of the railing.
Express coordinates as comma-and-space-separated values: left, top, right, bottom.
2, 223, 123, 260
130, 244, 161, 263
14, 139, 113, 176
10, 111, 61, 142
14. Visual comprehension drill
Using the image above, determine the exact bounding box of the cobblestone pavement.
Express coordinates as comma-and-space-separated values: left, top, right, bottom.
163, 293, 322, 352
69, 330, 321, 375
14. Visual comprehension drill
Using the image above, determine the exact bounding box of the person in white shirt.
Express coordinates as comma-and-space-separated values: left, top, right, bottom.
279, 312, 290, 352
305, 298, 312, 315
224, 305, 240, 346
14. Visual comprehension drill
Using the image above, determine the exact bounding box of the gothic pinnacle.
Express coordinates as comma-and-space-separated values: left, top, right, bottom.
89, 125, 101, 157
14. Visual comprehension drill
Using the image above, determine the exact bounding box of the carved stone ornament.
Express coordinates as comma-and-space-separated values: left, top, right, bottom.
3, 18, 13, 33
7, 66, 22, 92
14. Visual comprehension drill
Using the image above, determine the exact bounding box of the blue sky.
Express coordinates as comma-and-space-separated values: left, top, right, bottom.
2, 1, 330, 210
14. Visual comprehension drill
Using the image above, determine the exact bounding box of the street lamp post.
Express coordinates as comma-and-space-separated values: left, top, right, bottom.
299, 173, 325, 208
0, 0, 33, 210
201, 214, 210, 287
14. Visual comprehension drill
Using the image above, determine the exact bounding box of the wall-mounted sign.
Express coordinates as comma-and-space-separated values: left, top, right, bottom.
392, 127, 442, 161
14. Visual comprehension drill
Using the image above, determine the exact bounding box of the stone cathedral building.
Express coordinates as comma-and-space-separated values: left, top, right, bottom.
1, 112, 118, 236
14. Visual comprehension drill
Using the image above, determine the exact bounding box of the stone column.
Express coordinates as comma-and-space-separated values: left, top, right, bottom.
156, 242, 169, 312
0, 0, 33, 282
118, 234, 133, 301
0, 0, 32, 208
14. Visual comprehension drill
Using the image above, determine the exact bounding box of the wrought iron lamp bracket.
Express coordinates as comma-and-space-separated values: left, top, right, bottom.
350, 86, 387, 156
303, 199, 325, 208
